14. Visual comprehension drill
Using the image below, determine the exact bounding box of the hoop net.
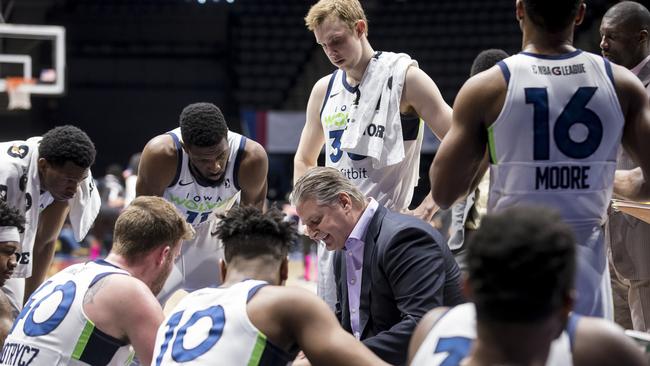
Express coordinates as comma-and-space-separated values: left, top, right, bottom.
6, 77, 34, 110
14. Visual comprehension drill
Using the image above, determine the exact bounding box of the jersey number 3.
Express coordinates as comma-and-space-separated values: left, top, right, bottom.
329, 130, 366, 163
434, 336, 472, 366
525, 87, 602, 160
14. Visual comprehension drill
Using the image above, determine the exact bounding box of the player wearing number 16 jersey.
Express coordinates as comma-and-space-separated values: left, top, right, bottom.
137, 103, 268, 304
153, 206, 389, 366
431, 0, 650, 317
0, 197, 192, 366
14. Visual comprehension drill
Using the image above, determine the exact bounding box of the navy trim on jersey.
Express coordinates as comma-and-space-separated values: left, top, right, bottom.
320, 70, 339, 118
520, 49, 582, 60
497, 60, 510, 86
77, 324, 128, 365
167, 132, 183, 187
401, 115, 421, 141
603, 58, 616, 89
566, 313, 581, 351
89, 271, 127, 288
342, 71, 359, 93
93, 259, 121, 270
258, 339, 299, 366
233, 136, 247, 191
246, 282, 267, 303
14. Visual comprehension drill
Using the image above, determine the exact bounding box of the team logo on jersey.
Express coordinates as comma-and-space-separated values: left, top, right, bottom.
224, 178, 231, 188
0, 185, 6, 202
6, 144, 28, 159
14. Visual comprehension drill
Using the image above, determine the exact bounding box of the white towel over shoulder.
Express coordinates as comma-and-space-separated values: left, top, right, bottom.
340, 52, 417, 169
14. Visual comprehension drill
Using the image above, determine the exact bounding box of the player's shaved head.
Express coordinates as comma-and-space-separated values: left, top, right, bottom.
603, 1, 650, 33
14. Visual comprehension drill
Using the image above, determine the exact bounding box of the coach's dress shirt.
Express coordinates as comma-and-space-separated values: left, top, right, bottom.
631, 55, 650, 78
344, 198, 378, 339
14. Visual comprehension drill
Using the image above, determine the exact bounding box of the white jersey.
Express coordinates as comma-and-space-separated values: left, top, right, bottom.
488, 50, 623, 238
1, 260, 134, 366
163, 128, 245, 229
411, 303, 579, 366
153, 280, 297, 366
320, 63, 424, 211
488, 51, 623, 317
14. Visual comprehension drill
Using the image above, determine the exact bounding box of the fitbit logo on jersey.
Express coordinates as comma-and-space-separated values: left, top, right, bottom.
340, 167, 368, 180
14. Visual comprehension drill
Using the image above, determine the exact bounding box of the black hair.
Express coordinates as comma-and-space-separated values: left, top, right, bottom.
604, 1, 650, 33
0, 200, 25, 233
215, 206, 296, 263
179, 103, 228, 147
467, 205, 575, 323
470, 49, 510, 77
523, 0, 582, 33
39, 125, 96, 168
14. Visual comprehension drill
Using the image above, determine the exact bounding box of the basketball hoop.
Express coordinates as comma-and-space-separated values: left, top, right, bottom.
5, 77, 34, 110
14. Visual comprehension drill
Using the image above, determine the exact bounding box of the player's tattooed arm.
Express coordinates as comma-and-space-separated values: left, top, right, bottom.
83, 275, 110, 305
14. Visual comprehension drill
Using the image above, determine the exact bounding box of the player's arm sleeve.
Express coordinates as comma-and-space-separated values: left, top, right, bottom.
362, 228, 450, 365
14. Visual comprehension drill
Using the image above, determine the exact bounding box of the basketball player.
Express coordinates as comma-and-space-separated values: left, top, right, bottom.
296, 0, 452, 309
0, 196, 193, 366
408, 206, 646, 366
0, 125, 99, 310
137, 102, 268, 303
0, 201, 22, 347
430, 0, 650, 317
152, 206, 389, 366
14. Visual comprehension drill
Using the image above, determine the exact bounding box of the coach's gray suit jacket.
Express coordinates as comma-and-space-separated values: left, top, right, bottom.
333, 204, 464, 365
606, 59, 650, 280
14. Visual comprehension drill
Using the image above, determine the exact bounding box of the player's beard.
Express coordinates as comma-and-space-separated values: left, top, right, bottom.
151, 257, 175, 296
189, 161, 225, 187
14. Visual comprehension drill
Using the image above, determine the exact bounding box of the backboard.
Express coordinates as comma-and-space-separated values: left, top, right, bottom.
0, 23, 65, 97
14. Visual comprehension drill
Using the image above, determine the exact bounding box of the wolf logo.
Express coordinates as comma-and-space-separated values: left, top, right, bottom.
6, 144, 28, 159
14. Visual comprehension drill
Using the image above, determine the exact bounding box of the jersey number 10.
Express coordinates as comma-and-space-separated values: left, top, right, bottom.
525, 87, 602, 160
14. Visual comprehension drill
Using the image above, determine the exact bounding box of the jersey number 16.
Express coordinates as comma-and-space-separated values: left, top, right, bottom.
525, 87, 602, 160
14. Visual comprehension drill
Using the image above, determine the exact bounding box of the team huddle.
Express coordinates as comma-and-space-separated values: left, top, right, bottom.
0, 0, 650, 365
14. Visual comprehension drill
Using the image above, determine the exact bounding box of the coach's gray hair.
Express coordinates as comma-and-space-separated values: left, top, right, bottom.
291, 167, 366, 207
